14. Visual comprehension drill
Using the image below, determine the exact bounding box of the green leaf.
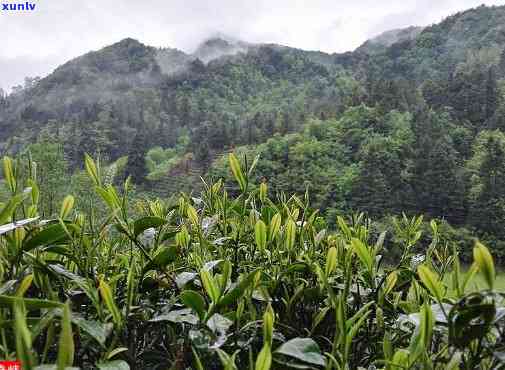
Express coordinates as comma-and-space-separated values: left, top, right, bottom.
175, 271, 198, 289
420, 303, 434, 350
390, 349, 410, 369
192, 347, 205, 370
180, 290, 207, 321
96, 361, 130, 370
186, 205, 199, 227
99, 280, 122, 327
384, 271, 398, 295
473, 241, 495, 290
57, 303, 74, 370
60, 195, 75, 220
200, 269, 220, 303
84, 154, 101, 187
417, 265, 444, 302
219, 270, 259, 307
275, 338, 326, 367
143, 245, 178, 272
255, 344, 272, 370
229, 153, 247, 192
0, 192, 29, 224
285, 219, 296, 251
27, 179, 39, 205
106, 347, 128, 360
16, 274, 33, 297
269, 213, 281, 241
72, 317, 110, 346
351, 238, 373, 273
325, 247, 337, 277
259, 182, 268, 202
14, 300, 34, 369
96, 187, 118, 211
134, 216, 166, 237
0, 295, 63, 309
151, 308, 198, 325
23, 224, 69, 252
2, 156, 16, 193
248, 154, 261, 177
255, 220, 267, 252
262, 304, 274, 347
207, 313, 233, 334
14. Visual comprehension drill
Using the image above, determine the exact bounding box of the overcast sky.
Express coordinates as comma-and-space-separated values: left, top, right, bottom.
0, 0, 504, 91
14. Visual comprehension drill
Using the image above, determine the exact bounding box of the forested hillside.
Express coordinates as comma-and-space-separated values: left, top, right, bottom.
2, 4, 505, 256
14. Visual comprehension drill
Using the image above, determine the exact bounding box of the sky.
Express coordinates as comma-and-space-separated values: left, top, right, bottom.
0, 0, 504, 91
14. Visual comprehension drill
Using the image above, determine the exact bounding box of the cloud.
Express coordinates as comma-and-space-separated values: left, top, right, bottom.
0, 0, 503, 90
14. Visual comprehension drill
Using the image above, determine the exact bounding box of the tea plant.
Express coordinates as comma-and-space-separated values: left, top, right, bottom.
0, 153, 504, 369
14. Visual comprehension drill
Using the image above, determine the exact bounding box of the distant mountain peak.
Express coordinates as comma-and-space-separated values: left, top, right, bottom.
193, 35, 250, 63
357, 26, 423, 54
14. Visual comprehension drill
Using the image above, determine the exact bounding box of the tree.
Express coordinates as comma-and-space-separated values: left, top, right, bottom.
422, 79, 448, 110
499, 47, 505, 77
27, 135, 68, 217
485, 67, 498, 121
467, 130, 505, 238
281, 112, 290, 135
350, 136, 410, 216
124, 129, 148, 184
410, 110, 467, 223
0, 88, 7, 111
420, 135, 467, 222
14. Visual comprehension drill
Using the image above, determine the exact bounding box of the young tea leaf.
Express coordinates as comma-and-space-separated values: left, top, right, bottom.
229, 153, 247, 192
99, 280, 122, 327
473, 241, 495, 290
57, 303, 75, 370
255, 220, 267, 252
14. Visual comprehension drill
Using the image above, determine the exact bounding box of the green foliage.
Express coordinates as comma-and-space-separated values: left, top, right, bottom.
0, 154, 503, 369
3, 7, 505, 367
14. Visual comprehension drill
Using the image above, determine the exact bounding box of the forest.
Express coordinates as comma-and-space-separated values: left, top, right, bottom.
1, 3, 505, 369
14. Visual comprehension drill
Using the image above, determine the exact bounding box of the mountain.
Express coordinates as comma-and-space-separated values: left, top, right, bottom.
352, 4, 505, 81
356, 26, 423, 55
0, 6, 505, 228
0, 34, 349, 160
192, 37, 250, 63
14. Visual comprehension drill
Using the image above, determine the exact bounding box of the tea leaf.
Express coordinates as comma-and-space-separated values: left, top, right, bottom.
23, 223, 69, 252
275, 338, 326, 366
96, 361, 130, 370
57, 303, 74, 370
473, 241, 495, 290
325, 247, 337, 277
229, 153, 247, 192
2, 156, 16, 193
255, 344, 272, 370
60, 195, 75, 220
180, 290, 207, 321
99, 280, 122, 327
133, 216, 166, 237
417, 265, 444, 302
255, 220, 267, 252
84, 154, 101, 187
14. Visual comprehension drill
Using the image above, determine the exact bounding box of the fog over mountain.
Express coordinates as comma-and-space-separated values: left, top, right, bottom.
1, 0, 503, 91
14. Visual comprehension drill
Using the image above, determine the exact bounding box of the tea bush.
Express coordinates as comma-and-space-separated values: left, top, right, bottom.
0, 153, 504, 369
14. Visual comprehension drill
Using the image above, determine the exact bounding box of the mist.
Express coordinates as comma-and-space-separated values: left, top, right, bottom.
1, 0, 504, 91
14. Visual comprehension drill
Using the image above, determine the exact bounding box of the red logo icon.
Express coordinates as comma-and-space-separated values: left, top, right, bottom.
0, 361, 21, 370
